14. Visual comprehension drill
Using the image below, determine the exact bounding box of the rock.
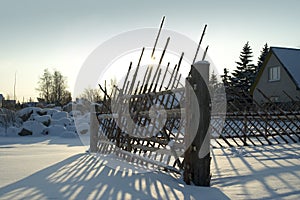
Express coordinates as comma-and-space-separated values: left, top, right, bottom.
52, 111, 68, 120
42, 125, 66, 136
19, 128, 32, 136
22, 121, 46, 136
50, 117, 73, 127
45, 109, 59, 117
31, 115, 51, 127
19, 110, 33, 122
17, 107, 42, 121
37, 110, 47, 116
66, 125, 77, 132
53, 106, 62, 111
69, 110, 81, 117
63, 102, 73, 113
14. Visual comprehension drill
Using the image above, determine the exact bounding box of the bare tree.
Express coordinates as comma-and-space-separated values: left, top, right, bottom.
80, 87, 102, 102
36, 68, 71, 105
51, 70, 67, 104
37, 69, 52, 103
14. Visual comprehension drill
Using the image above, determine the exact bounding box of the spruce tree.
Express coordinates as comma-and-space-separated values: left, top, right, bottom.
221, 68, 231, 88
208, 71, 219, 95
256, 43, 269, 74
231, 42, 255, 91
209, 71, 218, 88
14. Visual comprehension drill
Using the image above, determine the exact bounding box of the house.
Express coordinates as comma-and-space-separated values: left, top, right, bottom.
0, 94, 3, 107
3, 100, 16, 109
251, 47, 300, 103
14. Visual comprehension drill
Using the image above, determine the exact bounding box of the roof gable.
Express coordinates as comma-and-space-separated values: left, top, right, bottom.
271, 47, 300, 89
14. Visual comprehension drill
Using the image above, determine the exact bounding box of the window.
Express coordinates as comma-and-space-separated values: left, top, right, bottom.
268, 66, 280, 81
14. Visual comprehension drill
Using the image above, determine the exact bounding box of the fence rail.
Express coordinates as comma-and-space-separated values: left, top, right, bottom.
211, 88, 300, 147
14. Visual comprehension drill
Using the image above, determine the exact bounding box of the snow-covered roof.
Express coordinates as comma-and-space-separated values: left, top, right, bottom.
271, 47, 300, 89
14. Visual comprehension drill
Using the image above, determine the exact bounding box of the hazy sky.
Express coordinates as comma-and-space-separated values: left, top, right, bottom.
1, 0, 300, 101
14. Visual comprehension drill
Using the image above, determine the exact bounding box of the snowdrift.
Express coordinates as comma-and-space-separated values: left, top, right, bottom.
0, 101, 92, 138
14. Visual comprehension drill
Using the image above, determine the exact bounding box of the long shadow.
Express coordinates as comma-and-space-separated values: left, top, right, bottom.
0, 136, 84, 147
0, 153, 229, 200
211, 143, 300, 199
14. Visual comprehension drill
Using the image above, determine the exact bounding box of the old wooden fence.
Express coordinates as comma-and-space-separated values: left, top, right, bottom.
87, 17, 300, 186
211, 89, 300, 147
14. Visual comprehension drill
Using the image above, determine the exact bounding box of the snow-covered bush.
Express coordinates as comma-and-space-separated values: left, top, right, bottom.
0, 108, 21, 130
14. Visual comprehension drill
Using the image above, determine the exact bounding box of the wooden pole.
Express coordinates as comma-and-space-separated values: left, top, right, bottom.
184, 61, 211, 186
151, 16, 165, 59
90, 104, 98, 153
192, 24, 207, 64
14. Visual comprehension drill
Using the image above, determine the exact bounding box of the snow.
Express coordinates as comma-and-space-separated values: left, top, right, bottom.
0, 137, 228, 200
0, 105, 80, 138
16, 107, 42, 118
1, 101, 300, 199
6, 126, 20, 137
50, 117, 73, 127
29, 114, 51, 124
272, 47, 300, 88
43, 125, 67, 136
0, 136, 299, 199
0, 127, 6, 136
211, 144, 300, 199
45, 108, 59, 117
22, 121, 46, 136
52, 111, 68, 120
61, 130, 78, 138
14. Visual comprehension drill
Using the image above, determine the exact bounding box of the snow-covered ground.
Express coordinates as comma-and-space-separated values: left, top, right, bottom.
211, 144, 300, 199
0, 136, 299, 200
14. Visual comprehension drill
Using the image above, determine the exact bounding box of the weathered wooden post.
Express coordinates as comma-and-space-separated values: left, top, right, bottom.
90, 104, 98, 153
243, 110, 248, 146
184, 61, 211, 186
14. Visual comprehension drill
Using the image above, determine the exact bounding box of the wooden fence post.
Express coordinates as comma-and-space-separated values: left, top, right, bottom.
90, 104, 98, 153
184, 61, 211, 186
243, 110, 248, 146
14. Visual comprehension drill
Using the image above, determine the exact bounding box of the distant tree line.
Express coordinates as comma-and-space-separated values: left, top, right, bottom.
79, 78, 117, 103
79, 86, 102, 103
36, 69, 72, 105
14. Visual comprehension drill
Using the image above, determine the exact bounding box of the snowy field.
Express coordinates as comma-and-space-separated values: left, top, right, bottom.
0, 136, 299, 200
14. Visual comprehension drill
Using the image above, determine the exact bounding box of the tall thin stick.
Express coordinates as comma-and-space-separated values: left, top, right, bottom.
202, 45, 209, 61
193, 24, 207, 64
151, 16, 165, 59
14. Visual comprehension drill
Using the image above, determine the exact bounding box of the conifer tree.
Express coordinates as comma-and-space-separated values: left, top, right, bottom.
208, 71, 219, 94
256, 43, 269, 74
221, 68, 231, 88
231, 42, 255, 91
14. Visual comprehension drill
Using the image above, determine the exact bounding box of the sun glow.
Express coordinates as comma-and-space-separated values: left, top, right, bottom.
96, 47, 191, 91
